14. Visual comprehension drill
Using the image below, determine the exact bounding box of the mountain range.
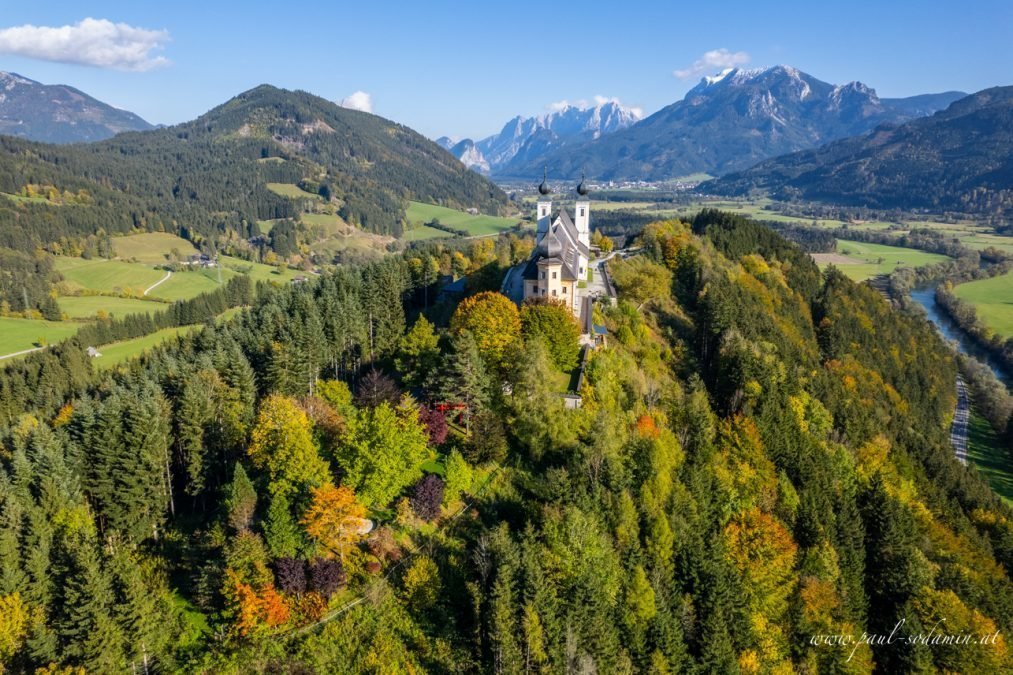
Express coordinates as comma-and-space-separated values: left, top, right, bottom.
0, 72, 153, 143
701, 86, 1013, 217
494, 66, 965, 181
440, 100, 643, 175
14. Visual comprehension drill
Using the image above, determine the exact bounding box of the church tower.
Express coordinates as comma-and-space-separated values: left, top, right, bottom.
536, 169, 552, 244
574, 173, 590, 249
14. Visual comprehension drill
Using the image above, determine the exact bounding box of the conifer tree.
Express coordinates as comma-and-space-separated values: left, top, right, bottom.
263, 493, 303, 559
437, 331, 491, 433
225, 463, 257, 533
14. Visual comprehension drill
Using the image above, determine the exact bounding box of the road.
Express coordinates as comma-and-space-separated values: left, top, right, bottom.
144, 270, 172, 296
0, 346, 46, 362
950, 376, 969, 464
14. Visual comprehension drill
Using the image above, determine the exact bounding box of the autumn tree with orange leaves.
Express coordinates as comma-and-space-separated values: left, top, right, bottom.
301, 484, 368, 563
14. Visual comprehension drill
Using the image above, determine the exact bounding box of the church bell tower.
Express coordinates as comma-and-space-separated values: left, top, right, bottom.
574, 173, 590, 248
536, 168, 552, 244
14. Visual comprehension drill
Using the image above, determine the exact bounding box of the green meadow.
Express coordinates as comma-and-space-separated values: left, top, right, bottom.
967, 412, 1013, 506
266, 182, 322, 200
111, 232, 199, 263
406, 201, 521, 237
55, 257, 166, 295
0, 317, 81, 357
92, 326, 201, 371
817, 239, 950, 281
953, 271, 1013, 337
403, 224, 452, 241
58, 295, 168, 320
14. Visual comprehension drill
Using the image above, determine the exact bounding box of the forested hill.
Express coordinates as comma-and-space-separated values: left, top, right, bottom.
0, 214, 1009, 672
0, 84, 508, 249
702, 87, 1013, 218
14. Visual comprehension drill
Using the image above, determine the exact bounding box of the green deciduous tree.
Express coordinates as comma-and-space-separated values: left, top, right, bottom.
520, 297, 581, 371
248, 395, 330, 500
338, 399, 431, 506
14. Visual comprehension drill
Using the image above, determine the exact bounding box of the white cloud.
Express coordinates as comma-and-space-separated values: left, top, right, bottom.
0, 18, 169, 71
673, 48, 750, 80
339, 91, 372, 113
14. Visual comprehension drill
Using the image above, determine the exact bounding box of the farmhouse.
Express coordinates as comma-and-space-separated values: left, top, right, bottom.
520, 174, 592, 316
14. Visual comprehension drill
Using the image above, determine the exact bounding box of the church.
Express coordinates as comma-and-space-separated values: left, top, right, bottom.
520, 173, 592, 315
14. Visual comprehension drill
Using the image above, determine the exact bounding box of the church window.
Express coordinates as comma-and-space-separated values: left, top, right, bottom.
552, 271, 557, 279
580, 208, 585, 217
552, 290, 557, 296
563, 286, 567, 294
540, 271, 545, 280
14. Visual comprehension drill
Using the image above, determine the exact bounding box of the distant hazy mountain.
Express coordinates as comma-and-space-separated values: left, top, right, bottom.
702, 87, 1013, 217
446, 100, 642, 174
881, 91, 968, 117
507, 66, 965, 181
0, 72, 153, 143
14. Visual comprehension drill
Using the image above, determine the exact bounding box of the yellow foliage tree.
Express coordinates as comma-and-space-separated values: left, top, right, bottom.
724, 508, 798, 624
248, 395, 330, 499
450, 291, 521, 369
0, 592, 28, 669
301, 484, 368, 563
910, 586, 1008, 673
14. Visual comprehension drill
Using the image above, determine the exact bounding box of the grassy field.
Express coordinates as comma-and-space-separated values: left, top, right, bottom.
266, 183, 322, 200
301, 212, 347, 233
219, 256, 304, 283
0, 317, 81, 357
154, 269, 230, 301
59, 295, 167, 320
403, 224, 452, 241
953, 271, 1013, 337
55, 257, 166, 294
814, 240, 950, 281
93, 325, 201, 371
966, 412, 1013, 506
406, 201, 521, 237
111, 232, 198, 263
672, 173, 715, 183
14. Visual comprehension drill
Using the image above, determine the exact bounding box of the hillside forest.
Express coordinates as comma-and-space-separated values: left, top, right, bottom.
0, 211, 1009, 673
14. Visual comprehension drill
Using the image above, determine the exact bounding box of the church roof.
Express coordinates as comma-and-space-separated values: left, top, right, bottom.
526, 206, 589, 283
520, 255, 577, 281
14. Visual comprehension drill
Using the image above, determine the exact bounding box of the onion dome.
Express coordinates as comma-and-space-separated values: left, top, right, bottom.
576, 172, 589, 196
538, 167, 551, 195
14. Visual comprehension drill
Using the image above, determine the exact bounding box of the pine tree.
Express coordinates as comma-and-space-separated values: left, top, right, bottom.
437, 332, 491, 433
110, 549, 169, 673
58, 543, 125, 672
225, 463, 257, 533
119, 383, 172, 542
263, 493, 302, 559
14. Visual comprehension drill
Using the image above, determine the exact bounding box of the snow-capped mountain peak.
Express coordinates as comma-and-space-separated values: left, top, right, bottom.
442, 97, 642, 174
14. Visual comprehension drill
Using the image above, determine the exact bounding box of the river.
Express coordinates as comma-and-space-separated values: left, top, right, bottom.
909, 284, 1013, 386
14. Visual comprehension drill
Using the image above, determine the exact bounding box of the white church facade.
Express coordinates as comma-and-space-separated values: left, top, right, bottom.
520, 175, 592, 315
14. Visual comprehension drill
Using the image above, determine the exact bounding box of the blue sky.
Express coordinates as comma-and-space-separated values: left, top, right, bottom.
1, 1, 1010, 140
